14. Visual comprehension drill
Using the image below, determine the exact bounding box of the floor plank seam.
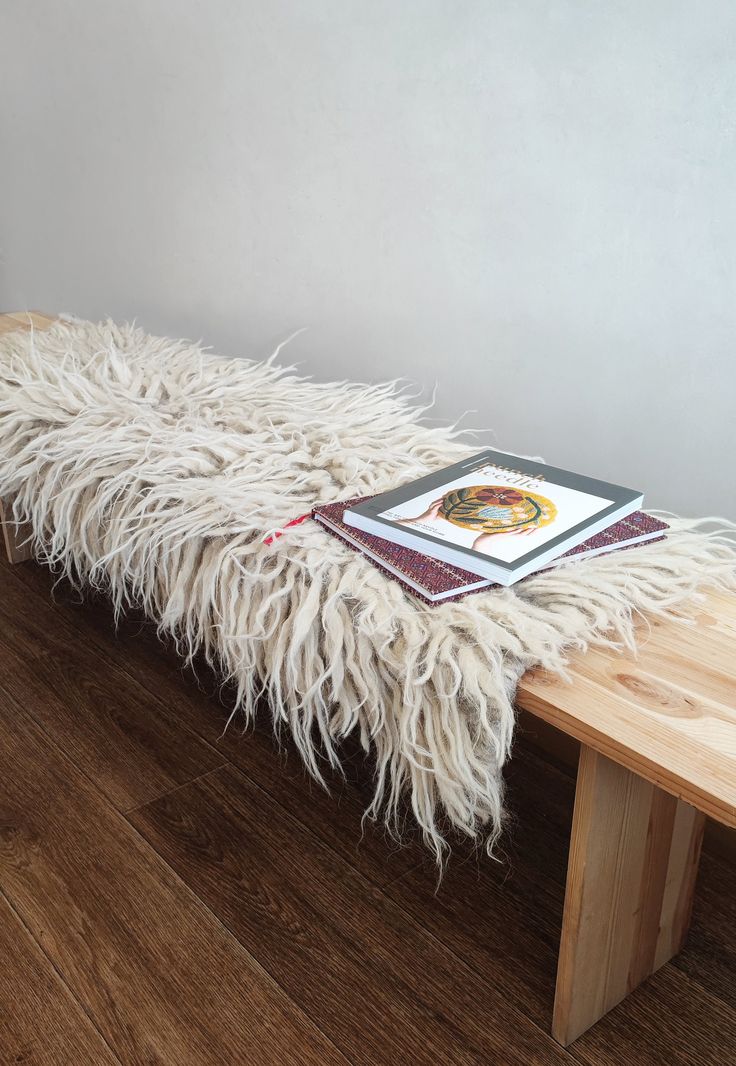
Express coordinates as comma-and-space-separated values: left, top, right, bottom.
0, 886, 124, 1065
192, 762, 580, 1062
0, 686, 353, 1065
0, 668, 136, 820
0, 557, 230, 756
1, 559, 425, 893
123, 762, 233, 816
380, 860, 428, 891
0, 647, 224, 826
119, 813, 355, 1065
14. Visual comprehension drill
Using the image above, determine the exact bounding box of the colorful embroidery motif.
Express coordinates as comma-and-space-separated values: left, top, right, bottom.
439, 485, 557, 535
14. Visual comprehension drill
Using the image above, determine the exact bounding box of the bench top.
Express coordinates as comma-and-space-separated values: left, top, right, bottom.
518, 588, 736, 827
3, 312, 735, 827
0, 311, 57, 335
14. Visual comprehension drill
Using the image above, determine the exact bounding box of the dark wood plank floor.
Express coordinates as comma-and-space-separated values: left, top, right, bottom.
1, 554, 734, 1065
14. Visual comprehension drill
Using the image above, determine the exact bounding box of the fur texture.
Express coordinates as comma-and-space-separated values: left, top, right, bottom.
1, 319, 734, 862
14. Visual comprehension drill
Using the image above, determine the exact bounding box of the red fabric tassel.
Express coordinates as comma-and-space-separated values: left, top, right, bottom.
262, 511, 312, 546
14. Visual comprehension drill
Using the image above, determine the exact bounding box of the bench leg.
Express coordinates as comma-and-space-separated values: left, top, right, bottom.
552, 745, 704, 1046
0, 498, 34, 564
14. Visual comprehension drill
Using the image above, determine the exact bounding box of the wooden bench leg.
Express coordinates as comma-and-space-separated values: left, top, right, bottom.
0, 498, 34, 564
552, 745, 705, 1046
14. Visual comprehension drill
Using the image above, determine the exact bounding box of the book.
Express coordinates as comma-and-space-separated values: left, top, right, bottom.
315, 497, 668, 603
342, 450, 646, 588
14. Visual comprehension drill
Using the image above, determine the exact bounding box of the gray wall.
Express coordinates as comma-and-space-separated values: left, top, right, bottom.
3, 1, 735, 517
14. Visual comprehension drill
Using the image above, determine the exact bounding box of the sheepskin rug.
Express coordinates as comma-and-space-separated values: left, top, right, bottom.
1, 318, 734, 863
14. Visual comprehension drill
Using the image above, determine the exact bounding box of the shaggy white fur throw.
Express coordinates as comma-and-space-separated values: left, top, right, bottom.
1, 319, 734, 862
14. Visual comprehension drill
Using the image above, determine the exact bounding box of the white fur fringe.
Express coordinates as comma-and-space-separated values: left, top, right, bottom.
1, 319, 734, 864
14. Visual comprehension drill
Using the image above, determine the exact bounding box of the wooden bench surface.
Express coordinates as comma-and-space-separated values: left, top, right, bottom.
3, 311, 735, 828
518, 591, 736, 827
0, 311, 57, 335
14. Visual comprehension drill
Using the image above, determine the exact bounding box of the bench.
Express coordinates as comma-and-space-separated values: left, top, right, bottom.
2, 311, 734, 1046
518, 594, 735, 1043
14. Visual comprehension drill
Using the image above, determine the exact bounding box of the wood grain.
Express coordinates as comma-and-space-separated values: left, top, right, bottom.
386, 756, 736, 1066
3, 553, 422, 887
552, 747, 705, 1046
0, 563, 225, 811
0, 895, 121, 1065
129, 762, 572, 1066
0, 310, 56, 334
670, 848, 736, 1012
518, 592, 736, 827
570, 964, 736, 1066
0, 700, 347, 1065
517, 707, 736, 867
383, 743, 574, 1029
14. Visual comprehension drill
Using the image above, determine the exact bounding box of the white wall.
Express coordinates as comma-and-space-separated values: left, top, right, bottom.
2, 1, 735, 517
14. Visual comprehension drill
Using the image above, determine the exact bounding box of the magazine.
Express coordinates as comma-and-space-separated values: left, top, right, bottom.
317, 496, 667, 602
343, 450, 644, 586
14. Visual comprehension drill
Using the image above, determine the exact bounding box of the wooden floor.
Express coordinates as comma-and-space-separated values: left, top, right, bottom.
0, 553, 734, 1065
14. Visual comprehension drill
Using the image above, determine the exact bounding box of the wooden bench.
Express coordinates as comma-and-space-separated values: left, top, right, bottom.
518, 596, 735, 1043
2, 311, 734, 1047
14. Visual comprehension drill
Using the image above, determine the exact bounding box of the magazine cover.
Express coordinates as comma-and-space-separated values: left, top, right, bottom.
345, 449, 643, 578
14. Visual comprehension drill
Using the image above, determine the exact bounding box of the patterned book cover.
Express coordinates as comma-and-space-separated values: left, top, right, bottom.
313, 497, 668, 606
